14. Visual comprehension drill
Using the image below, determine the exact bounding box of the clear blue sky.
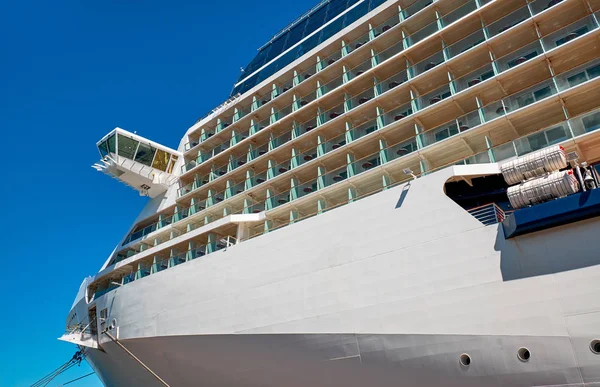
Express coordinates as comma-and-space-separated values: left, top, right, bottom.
0, 0, 315, 385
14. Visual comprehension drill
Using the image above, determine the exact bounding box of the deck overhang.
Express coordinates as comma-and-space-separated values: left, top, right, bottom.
93, 128, 181, 198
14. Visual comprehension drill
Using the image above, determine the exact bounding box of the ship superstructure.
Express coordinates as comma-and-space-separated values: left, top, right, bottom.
62, 0, 600, 385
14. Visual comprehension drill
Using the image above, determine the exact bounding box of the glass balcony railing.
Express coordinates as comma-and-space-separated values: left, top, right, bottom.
422, 110, 482, 147
506, 81, 557, 112
183, 0, 564, 172
460, 107, 600, 165
407, 19, 440, 47
499, 41, 544, 72
454, 64, 495, 93
322, 133, 347, 153
446, 28, 486, 58
441, 0, 478, 26
91, 240, 231, 300
175, 44, 600, 204
183, 54, 593, 201
347, 118, 379, 141
528, 0, 566, 16
555, 59, 600, 92
542, 15, 596, 51
189, 0, 568, 154
181, 44, 431, 174
295, 147, 319, 168
486, 5, 530, 38
184, 0, 481, 153
407, 0, 436, 22
383, 105, 413, 124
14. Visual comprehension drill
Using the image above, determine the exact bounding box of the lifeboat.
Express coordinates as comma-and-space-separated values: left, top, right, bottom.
507, 170, 580, 209
501, 145, 568, 186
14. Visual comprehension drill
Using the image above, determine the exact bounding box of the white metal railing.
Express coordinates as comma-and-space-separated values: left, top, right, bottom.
467, 203, 506, 225
65, 321, 93, 336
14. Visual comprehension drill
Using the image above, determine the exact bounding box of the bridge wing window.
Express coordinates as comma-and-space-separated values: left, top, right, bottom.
107, 134, 116, 153
98, 141, 109, 157
134, 143, 156, 166
117, 134, 139, 159
98, 134, 116, 157
152, 149, 170, 172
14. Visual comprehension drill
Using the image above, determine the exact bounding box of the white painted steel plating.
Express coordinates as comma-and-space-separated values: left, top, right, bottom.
72, 167, 600, 387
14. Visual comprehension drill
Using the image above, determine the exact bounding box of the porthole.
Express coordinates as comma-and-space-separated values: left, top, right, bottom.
590, 339, 600, 354
459, 353, 471, 367
517, 347, 531, 362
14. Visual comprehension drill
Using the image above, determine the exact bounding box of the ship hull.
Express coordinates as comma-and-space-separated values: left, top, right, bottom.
75, 167, 600, 386
86, 332, 598, 387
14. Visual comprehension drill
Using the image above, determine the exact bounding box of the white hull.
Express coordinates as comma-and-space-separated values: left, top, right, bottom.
72, 167, 600, 386
87, 332, 600, 387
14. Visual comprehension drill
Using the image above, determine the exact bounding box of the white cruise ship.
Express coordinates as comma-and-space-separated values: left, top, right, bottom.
61, 0, 600, 385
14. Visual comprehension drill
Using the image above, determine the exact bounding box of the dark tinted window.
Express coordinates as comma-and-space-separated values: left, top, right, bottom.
275, 48, 301, 73
233, 71, 260, 95
98, 141, 109, 157
368, 0, 387, 10
107, 134, 116, 153
283, 19, 308, 52
134, 143, 156, 166
257, 61, 277, 84
304, 5, 328, 38
295, 31, 322, 60
324, 0, 349, 23
343, 0, 369, 27
117, 134, 139, 159
264, 33, 289, 64
239, 46, 271, 81
320, 15, 345, 43
234, 0, 375, 96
